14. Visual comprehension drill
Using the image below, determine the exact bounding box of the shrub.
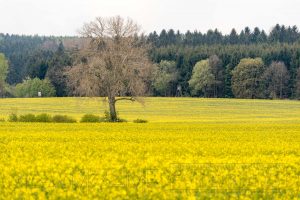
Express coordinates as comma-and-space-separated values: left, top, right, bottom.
81, 113, 126, 123
52, 115, 76, 123
115, 118, 127, 123
0, 118, 5, 122
8, 113, 18, 122
80, 114, 101, 123
104, 110, 111, 121
19, 114, 36, 122
35, 113, 52, 122
133, 119, 148, 123
7, 113, 77, 123
103, 110, 127, 123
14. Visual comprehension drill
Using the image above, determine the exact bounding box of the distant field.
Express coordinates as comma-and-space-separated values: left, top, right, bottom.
0, 98, 299, 199
0, 97, 299, 123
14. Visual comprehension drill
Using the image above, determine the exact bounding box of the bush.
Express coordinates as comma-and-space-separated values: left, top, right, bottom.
52, 115, 76, 123
19, 114, 36, 122
104, 110, 111, 121
8, 113, 18, 122
80, 114, 101, 123
0, 118, 5, 122
115, 118, 127, 123
35, 113, 52, 122
133, 119, 148, 123
8, 113, 76, 123
80, 113, 127, 123
103, 110, 127, 123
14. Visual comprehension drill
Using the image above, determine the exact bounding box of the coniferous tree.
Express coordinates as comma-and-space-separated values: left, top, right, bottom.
167, 29, 177, 45
159, 29, 168, 47
46, 42, 72, 96
296, 68, 300, 98
251, 27, 261, 43
229, 29, 239, 44
148, 31, 159, 47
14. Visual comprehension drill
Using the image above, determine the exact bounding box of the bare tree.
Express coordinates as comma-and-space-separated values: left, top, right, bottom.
209, 55, 224, 97
263, 61, 290, 99
67, 16, 153, 121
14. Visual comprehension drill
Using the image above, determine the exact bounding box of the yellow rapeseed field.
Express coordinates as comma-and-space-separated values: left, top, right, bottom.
0, 97, 299, 199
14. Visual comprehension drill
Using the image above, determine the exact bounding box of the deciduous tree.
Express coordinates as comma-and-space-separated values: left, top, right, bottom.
231, 58, 265, 99
209, 55, 224, 97
189, 60, 214, 97
14, 77, 56, 97
263, 61, 290, 99
67, 16, 153, 121
153, 60, 178, 96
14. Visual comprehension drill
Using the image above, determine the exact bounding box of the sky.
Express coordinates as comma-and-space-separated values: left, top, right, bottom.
0, 0, 300, 36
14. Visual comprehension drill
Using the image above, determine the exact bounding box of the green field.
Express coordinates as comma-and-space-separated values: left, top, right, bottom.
0, 97, 300, 123
0, 98, 299, 199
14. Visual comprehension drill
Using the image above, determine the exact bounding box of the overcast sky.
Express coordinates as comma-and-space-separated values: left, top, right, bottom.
0, 0, 299, 36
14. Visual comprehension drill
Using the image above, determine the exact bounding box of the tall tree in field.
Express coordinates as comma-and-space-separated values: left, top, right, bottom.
231, 58, 265, 99
0, 53, 9, 97
262, 62, 290, 99
67, 16, 153, 121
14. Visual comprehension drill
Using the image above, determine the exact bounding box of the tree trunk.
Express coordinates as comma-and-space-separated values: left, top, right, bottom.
108, 96, 117, 122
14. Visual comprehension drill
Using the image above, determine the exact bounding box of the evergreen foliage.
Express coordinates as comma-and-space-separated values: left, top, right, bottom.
1, 24, 300, 99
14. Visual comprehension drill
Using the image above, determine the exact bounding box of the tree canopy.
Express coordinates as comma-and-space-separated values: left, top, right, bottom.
153, 60, 178, 96
189, 59, 214, 97
231, 58, 265, 99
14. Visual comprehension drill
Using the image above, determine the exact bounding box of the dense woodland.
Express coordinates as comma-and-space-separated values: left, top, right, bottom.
1, 24, 300, 99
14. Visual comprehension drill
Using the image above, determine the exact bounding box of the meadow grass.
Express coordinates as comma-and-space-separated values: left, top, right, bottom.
0, 97, 299, 123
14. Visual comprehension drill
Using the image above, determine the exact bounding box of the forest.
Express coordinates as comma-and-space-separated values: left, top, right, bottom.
0, 24, 300, 99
